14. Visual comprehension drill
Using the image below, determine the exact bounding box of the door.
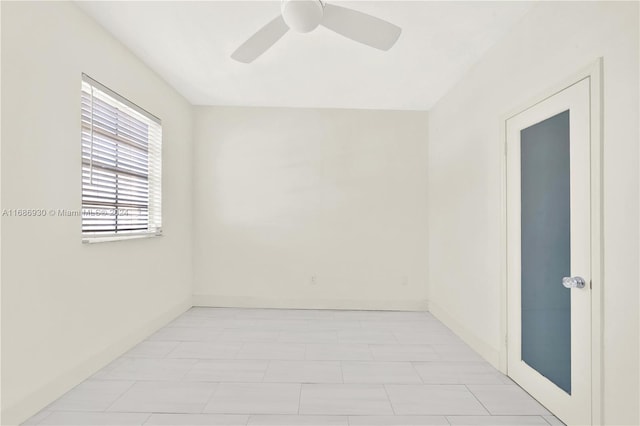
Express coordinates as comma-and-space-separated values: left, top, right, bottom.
506, 78, 591, 425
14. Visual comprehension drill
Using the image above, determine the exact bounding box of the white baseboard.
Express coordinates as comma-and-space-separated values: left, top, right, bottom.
428, 300, 502, 369
1, 298, 192, 426
193, 294, 429, 312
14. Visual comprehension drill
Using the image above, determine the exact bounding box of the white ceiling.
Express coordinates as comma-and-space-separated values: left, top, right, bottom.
76, 1, 533, 110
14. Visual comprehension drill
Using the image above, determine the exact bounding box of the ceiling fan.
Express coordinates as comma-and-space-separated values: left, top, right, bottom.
231, 0, 402, 63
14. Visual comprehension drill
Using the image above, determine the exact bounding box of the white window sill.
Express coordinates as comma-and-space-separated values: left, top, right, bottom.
82, 232, 163, 244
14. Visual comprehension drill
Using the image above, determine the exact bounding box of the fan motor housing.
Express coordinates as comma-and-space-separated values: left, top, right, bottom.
281, 0, 324, 33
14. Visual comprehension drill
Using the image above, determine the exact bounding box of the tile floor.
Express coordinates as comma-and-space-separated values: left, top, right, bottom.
23, 308, 563, 426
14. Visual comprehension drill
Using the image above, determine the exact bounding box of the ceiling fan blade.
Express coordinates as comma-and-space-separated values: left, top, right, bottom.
231, 15, 289, 63
321, 3, 401, 51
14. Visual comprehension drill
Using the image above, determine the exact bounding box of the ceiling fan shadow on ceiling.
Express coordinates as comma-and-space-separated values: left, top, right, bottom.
231, 0, 402, 63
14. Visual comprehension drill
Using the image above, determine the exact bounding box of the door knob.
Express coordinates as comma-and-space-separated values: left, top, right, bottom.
562, 276, 586, 289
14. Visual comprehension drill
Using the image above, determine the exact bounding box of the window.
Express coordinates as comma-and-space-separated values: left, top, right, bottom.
81, 74, 162, 242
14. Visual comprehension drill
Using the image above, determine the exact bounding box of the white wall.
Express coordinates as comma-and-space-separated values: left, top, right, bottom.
427, 1, 639, 424
193, 107, 429, 311
1, 2, 194, 424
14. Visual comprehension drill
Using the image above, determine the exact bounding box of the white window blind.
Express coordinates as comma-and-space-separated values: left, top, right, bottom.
81, 74, 162, 242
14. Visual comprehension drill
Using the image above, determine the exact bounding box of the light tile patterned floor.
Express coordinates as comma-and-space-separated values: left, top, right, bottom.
23, 308, 563, 425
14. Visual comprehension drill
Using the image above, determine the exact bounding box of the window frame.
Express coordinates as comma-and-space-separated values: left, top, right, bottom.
81, 74, 162, 243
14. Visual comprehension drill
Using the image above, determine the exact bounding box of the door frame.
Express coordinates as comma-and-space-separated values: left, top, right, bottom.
498, 58, 603, 425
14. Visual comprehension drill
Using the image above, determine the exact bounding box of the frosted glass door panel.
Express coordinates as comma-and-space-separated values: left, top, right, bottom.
520, 110, 571, 394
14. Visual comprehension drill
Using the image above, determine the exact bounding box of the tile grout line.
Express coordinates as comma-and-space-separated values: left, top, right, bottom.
409, 360, 426, 384
140, 412, 153, 425
381, 383, 397, 416
201, 377, 222, 413
102, 379, 138, 413
463, 383, 492, 415
262, 359, 272, 383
